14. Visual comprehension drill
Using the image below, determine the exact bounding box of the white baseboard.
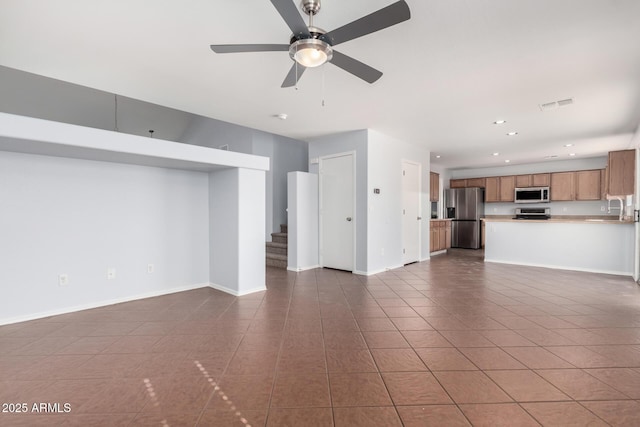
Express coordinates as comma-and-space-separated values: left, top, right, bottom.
484, 258, 633, 277
0, 282, 211, 326
429, 249, 447, 256
353, 264, 404, 276
420, 255, 431, 261
209, 282, 266, 296
287, 265, 320, 272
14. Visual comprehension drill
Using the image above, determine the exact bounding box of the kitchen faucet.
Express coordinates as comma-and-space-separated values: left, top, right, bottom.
606, 195, 624, 221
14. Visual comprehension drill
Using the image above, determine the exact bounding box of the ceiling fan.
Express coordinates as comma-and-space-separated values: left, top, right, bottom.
210, 0, 411, 87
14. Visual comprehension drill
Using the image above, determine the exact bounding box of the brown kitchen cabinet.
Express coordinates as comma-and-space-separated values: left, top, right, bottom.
532, 173, 551, 187
608, 149, 635, 195
575, 170, 601, 201
466, 177, 486, 188
430, 172, 440, 202
499, 176, 515, 202
550, 172, 575, 201
485, 177, 500, 202
515, 175, 531, 187
430, 220, 451, 253
445, 221, 452, 249
601, 168, 608, 200
450, 179, 467, 188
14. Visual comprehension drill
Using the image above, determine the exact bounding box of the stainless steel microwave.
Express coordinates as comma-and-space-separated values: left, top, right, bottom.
514, 187, 550, 203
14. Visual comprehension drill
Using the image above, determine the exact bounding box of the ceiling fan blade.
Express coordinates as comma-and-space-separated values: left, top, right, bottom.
330, 51, 383, 84
270, 0, 310, 38
210, 44, 289, 53
323, 0, 410, 46
281, 62, 307, 88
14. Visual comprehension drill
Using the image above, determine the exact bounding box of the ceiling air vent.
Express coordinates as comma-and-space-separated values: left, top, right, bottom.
539, 97, 574, 112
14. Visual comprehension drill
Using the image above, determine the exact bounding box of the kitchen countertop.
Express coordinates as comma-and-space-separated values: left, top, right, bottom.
481, 215, 634, 224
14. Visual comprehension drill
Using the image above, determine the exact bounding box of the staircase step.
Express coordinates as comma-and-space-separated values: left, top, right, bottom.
266, 253, 287, 269
271, 232, 288, 244
266, 242, 287, 256
280, 224, 288, 234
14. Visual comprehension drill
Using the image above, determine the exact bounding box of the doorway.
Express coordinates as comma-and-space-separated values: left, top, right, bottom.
402, 160, 421, 264
320, 152, 355, 271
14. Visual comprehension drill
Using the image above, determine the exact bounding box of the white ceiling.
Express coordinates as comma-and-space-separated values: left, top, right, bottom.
1, 0, 639, 169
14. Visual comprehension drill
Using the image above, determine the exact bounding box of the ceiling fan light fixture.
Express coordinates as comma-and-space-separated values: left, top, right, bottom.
289, 38, 333, 68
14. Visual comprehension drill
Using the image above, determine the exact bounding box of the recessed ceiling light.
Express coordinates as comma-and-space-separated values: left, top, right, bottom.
504, 160, 510, 163
276, 113, 288, 120
564, 143, 574, 147
545, 155, 559, 159
569, 153, 576, 156
506, 132, 518, 136
494, 120, 506, 125
436, 155, 441, 158
492, 152, 500, 156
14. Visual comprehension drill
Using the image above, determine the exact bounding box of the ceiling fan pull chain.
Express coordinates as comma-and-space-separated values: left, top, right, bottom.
322, 63, 326, 107
295, 43, 299, 90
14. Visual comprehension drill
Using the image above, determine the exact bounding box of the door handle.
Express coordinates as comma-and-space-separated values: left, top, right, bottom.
417, 216, 422, 220
346, 217, 352, 222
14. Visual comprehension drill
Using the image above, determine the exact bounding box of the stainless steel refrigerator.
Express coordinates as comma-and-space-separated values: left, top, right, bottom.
444, 187, 484, 249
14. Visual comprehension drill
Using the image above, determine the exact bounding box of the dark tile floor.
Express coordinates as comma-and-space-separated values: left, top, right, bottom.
2, 249, 640, 426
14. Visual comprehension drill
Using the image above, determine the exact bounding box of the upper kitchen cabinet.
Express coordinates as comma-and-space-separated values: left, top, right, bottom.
532, 173, 551, 187
466, 177, 486, 188
515, 175, 531, 187
430, 172, 440, 202
601, 168, 608, 200
485, 177, 500, 202
575, 170, 601, 201
499, 176, 515, 202
551, 172, 575, 201
450, 179, 467, 188
608, 149, 635, 195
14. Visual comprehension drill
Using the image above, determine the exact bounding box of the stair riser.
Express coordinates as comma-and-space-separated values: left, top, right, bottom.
272, 235, 287, 244
266, 246, 287, 256
280, 225, 288, 234
266, 258, 287, 269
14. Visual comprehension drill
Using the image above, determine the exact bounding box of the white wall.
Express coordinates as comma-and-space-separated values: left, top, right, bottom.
308, 129, 431, 275
181, 116, 308, 240
308, 130, 369, 272
0, 151, 210, 324
367, 130, 431, 273
485, 221, 634, 276
287, 172, 319, 271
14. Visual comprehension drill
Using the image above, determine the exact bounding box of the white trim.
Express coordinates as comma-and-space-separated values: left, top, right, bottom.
353, 264, 404, 276
484, 258, 633, 277
209, 282, 266, 296
430, 249, 447, 256
420, 255, 431, 261
0, 282, 211, 326
287, 265, 321, 272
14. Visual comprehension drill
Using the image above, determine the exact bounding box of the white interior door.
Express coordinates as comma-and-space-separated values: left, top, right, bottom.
320, 153, 354, 271
402, 161, 421, 264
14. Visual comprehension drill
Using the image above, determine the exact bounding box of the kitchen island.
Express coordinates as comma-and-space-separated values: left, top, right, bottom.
483, 216, 635, 276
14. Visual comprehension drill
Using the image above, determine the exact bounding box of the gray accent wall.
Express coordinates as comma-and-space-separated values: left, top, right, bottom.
1, 65, 309, 241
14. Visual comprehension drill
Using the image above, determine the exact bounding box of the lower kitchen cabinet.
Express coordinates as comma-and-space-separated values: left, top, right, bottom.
430, 220, 451, 253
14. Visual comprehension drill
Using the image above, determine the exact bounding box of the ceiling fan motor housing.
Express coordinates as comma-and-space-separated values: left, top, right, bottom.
301, 0, 321, 16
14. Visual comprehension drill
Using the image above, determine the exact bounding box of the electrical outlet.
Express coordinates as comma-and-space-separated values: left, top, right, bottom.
563, 207, 568, 212
601, 205, 606, 212
58, 274, 69, 287
107, 268, 116, 280
147, 264, 154, 274
493, 207, 497, 213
